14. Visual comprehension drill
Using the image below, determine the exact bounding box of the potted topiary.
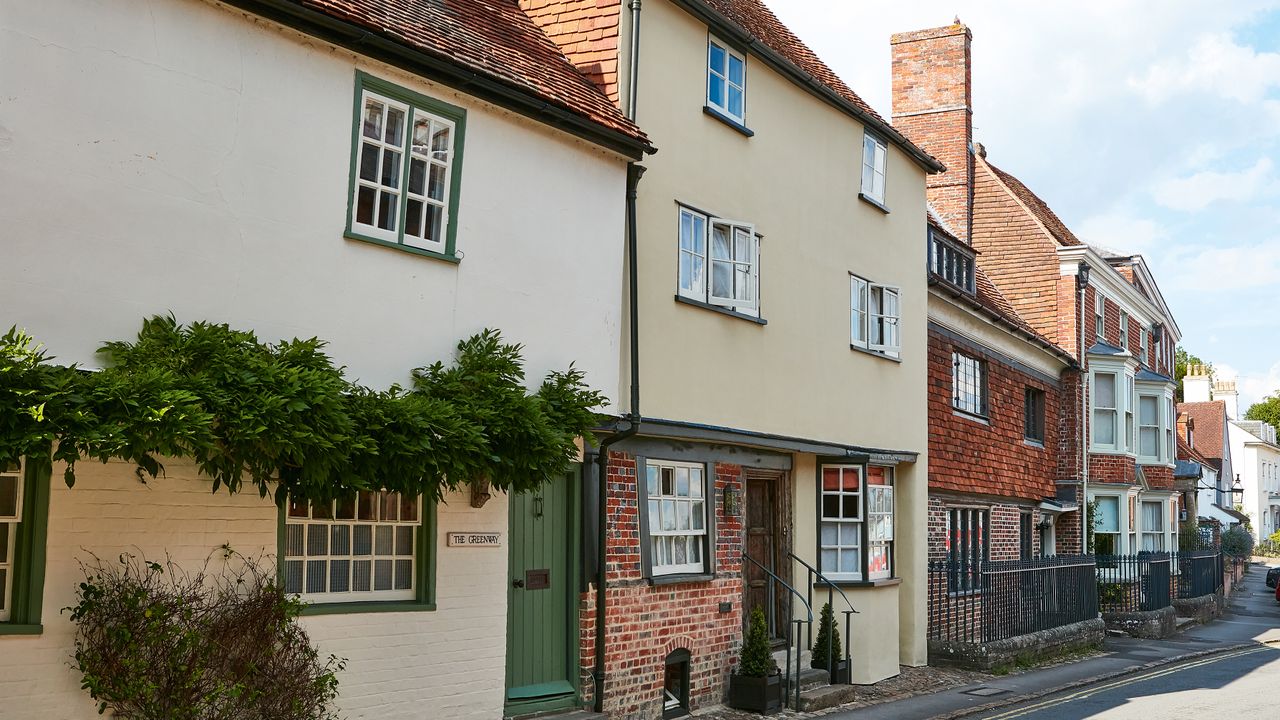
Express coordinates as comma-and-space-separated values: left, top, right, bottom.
811, 602, 848, 683
728, 607, 782, 714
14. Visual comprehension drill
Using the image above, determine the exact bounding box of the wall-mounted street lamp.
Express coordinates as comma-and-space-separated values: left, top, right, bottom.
1076, 261, 1092, 290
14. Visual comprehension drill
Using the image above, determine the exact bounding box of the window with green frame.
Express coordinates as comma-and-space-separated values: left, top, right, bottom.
345, 72, 467, 261
279, 490, 436, 614
0, 456, 51, 634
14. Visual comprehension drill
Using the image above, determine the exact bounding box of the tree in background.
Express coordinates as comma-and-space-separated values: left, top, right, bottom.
1245, 393, 1280, 435
1174, 347, 1214, 403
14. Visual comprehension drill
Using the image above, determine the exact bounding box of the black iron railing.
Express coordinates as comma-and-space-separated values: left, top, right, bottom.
1095, 553, 1172, 613
1174, 550, 1224, 598
928, 555, 1098, 644
742, 552, 811, 711
788, 552, 858, 685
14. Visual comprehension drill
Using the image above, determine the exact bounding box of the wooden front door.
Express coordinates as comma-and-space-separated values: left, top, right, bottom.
744, 472, 786, 640
506, 469, 578, 715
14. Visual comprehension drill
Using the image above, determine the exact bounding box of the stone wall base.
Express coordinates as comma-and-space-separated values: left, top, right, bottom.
1172, 593, 1224, 625
1102, 606, 1178, 639
928, 618, 1106, 672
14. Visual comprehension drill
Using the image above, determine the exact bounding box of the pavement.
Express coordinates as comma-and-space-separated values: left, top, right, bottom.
825, 559, 1280, 720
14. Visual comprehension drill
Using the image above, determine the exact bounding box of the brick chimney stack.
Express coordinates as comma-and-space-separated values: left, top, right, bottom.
891, 23, 974, 244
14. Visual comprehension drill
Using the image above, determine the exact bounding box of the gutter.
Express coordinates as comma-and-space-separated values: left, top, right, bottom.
669, 0, 943, 174
223, 0, 655, 160
593, 162, 646, 713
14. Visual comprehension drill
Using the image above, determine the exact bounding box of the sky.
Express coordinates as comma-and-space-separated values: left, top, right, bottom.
766, 0, 1280, 413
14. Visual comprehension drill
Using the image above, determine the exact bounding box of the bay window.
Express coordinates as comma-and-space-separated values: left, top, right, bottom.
1092, 372, 1118, 448
819, 465, 895, 582
644, 460, 709, 577
1140, 501, 1165, 551
1136, 385, 1175, 465
678, 207, 759, 315
1093, 496, 1120, 555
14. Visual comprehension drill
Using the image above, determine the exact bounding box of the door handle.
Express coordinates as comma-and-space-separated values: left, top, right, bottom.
512, 578, 525, 588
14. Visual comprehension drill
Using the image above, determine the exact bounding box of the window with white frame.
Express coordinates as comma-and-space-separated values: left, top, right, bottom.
1140, 500, 1165, 551
1139, 327, 1148, 363
1124, 374, 1136, 453
850, 275, 901, 356
866, 467, 894, 580
1093, 495, 1120, 555
645, 460, 709, 576
861, 133, 888, 205
947, 508, 987, 593
678, 207, 759, 314
0, 460, 21, 622
348, 75, 464, 255
953, 352, 988, 417
1094, 293, 1105, 339
1119, 311, 1129, 351
820, 465, 863, 581
1138, 394, 1160, 462
284, 491, 421, 603
1092, 372, 1118, 447
706, 37, 746, 123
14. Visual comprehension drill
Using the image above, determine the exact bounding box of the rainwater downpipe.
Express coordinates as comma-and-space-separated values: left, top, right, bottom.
1079, 264, 1090, 552
626, 0, 642, 121
594, 161, 645, 713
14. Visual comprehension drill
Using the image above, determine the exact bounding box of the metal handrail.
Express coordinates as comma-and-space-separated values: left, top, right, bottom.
743, 552, 812, 710
788, 552, 859, 685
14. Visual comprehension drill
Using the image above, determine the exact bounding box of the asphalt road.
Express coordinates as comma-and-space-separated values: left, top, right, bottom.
964, 643, 1280, 719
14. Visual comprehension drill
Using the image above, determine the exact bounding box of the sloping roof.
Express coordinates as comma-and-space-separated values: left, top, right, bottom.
1178, 434, 1213, 466
1179, 401, 1228, 461
253, 0, 649, 152
682, 0, 941, 171
982, 160, 1082, 248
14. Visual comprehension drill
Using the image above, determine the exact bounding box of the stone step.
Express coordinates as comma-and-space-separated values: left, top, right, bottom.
798, 682, 860, 712
784, 666, 832, 693
506, 711, 604, 720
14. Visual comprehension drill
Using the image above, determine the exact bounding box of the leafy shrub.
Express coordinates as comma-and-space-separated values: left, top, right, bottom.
66, 551, 344, 720
1098, 582, 1125, 607
738, 606, 775, 678
810, 602, 842, 670
1221, 525, 1255, 558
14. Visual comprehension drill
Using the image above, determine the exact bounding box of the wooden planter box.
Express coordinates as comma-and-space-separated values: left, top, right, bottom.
728, 672, 782, 714
812, 658, 849, 684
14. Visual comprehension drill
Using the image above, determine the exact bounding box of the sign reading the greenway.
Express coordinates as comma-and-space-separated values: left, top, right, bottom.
447, 532, 502, 547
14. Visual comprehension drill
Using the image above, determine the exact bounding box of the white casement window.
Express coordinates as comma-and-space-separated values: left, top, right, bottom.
645, 460, 709, 576
820, 465, 864, 581
1138, 394, 1161, 462
284, 491, 420, 603
1140, 501, 1166, 551
954, 352, 988, 417
866, 467, 894, 580
1139, 327, 1148, 363
1095, 293, 1105, 339
947, 508, 987, 593
678, 207, 759, 314
1119, 312, 1129, 351
851, 275, 900, 356
351, 87, 458, 253
1166, 397, 1176, 464
1093, 372, 1118, 448
861, 133, 888, 205
1124, 374, 1136, 453
1093, 495, 1120, 555
706, 37, 746, 123
0, 460, 21, 622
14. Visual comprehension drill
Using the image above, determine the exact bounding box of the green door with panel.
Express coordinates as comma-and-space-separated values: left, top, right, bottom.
505, 468, 579, 715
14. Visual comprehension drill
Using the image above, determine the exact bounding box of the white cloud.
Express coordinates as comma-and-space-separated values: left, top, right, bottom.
1131, 32, 1280, 104
1076, 211, 1167, 254
1150, 158, 1274, 211
1215, 361, 1280, 413
1161, 238, 1280, 291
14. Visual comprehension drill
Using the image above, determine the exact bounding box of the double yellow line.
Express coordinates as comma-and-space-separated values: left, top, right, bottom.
977, 645, 1274, 720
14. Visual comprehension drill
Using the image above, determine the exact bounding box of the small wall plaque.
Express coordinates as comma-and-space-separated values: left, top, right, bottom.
446, 532, 502, 547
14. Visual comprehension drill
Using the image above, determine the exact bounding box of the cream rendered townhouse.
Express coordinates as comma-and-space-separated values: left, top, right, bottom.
521, 0, 942, 716
0, 1, 651, 718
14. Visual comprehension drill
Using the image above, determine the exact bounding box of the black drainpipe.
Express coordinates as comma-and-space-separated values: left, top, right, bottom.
594, 162, 645, 713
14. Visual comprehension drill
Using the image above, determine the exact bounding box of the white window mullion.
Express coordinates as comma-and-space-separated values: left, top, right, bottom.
0, 460, 22, 623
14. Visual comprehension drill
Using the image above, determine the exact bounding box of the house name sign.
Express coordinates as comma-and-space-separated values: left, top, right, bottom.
446, 532, 502, 547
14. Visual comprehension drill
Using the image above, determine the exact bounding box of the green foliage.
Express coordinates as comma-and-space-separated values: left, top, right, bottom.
1086, 499, 1101, 554
0, 318, 606, 502
1097, 582, 1124, 607
1245, 394, 1280, 436
66, 551, 344, 719
1221, 525, 1255, 558
1174, 347, 1213, 403
810, 602, 843, 671
738, 606, 775, 678
1179, 524, 1211, 552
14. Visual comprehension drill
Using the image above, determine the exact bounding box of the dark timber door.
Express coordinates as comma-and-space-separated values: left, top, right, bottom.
744, 472, 784, 640
506, 469, 578, 715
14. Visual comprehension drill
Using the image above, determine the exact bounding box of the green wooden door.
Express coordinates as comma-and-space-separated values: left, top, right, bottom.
506, 469, 578, 714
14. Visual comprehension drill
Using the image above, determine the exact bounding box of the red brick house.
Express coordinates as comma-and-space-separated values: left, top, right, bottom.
893, 22, 1183, 560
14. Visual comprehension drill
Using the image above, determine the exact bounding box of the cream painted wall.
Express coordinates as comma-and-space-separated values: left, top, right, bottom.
0, 0, 628, 409
626, 0, 930, 454
0, 460, 509, 719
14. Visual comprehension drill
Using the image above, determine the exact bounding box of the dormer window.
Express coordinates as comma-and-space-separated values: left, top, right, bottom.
706, 37, 745, 125
928, 227, 975, 295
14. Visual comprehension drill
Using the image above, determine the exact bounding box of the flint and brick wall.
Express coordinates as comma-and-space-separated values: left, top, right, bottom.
579, 452, 744, 719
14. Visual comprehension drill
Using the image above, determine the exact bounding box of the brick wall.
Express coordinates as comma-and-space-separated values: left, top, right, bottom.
579, 453, 744, 719
1089, 453, 1138, 485
927, 496, 1039, 562
927, 328, 1058, 503
519, 0, 622, 104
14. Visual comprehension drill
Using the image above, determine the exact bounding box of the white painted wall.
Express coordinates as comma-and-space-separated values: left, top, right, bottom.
0, 0, 627, 407
1229, 422, 1280, 541
0, 0, 629, 716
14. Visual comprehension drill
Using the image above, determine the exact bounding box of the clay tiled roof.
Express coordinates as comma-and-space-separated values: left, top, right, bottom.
982, 160, 1082, 248
1179, 401, 1228, 461
276, 0, 648, 150
1178, 434, 1213, 466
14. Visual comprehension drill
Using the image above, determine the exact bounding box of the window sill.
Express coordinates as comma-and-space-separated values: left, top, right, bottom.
674, 295, 767, 325
703, 106, 754, 137
953, 409, 990, 425
816, 577, 902, 589
0, 623, 43, 636
345, 231, 460, 264
850, 344, 901, 363
1024, 438, 1045, 449
299, 600, 437, 616
858, 193, 890, 214
648, 572, 715, 586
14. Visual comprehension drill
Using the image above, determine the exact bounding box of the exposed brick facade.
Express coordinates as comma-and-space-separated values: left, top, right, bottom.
518, 0, 622, 104
580, 452, 744, 719
927, 495, 1041, 563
